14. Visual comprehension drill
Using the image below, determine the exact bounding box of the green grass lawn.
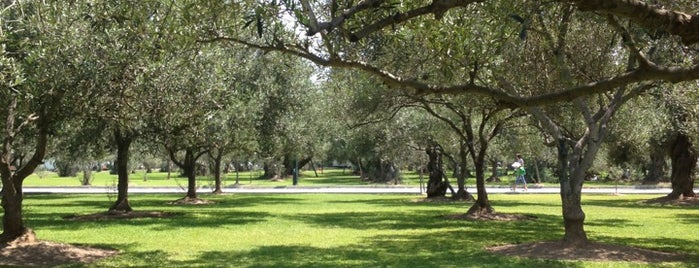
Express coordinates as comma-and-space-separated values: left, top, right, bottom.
22, 193, 698, 267
23, 168, 687, 189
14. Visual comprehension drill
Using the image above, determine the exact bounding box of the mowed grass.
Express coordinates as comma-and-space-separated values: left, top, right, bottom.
22, 169, 374, 188
24, 168, 686, 189
21, 193, 698, 267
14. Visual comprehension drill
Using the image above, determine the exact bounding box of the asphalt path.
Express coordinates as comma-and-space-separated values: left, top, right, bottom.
22, 185, 673, 195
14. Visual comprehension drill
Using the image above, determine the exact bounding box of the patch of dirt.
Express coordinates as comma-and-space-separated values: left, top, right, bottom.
167, 197, 215, 205
446, 212, 537, 221
64, 210, 181, 221
0, 232, 118, 267
487, 241, 686, 263
412, 196, 474, 203
645, 195, 699, 206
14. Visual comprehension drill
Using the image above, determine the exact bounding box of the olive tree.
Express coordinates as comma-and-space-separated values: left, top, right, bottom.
215, 0, 699, 246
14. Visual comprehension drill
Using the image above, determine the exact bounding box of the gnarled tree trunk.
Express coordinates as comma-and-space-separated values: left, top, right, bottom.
426, 145, 447, 198
1, 106, 49, 243
667, 133, 696, 198
425, 145, 447, 198
643, 136, 666, 184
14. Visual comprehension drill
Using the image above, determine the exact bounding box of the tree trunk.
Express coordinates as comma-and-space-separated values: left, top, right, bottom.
557, 139, 589, 245
644, 136, 666, 184
487, 160, 499, 182
181, 149, 198, 199
1, 102, 49, 243
81, 167, 92, 186
262, 161, 281, 179
109, 130, 133, 212
425, 145, 447, 198
0, 185, 28, 243
466, 154, 491, 215
561, 190, 587, 244
184, 164, 197, 199
211, 151, 223, 194
453, 141, 472, 199
667, 133, 697, 198
533, 159, 541, 184
284, 156, 312, 177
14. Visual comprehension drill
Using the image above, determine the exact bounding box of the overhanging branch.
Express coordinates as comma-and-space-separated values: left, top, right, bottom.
203, 35, 699, 108
567, 0, 699, 45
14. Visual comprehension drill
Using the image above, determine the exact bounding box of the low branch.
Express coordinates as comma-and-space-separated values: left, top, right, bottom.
205, 35, 699, 108
568, 0, 699, 45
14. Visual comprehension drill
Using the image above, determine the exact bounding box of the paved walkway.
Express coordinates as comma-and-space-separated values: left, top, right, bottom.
22, 185, 673, 195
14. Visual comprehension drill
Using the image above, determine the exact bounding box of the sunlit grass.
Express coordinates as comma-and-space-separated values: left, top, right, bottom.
21, 193, 699, 267
24, 168, 687, 189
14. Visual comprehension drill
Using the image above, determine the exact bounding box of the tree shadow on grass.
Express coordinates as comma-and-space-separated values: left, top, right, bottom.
27, 210, 272, 232
589, 235, 699, 263
164, 233, 579, 268
676, 213, 699, 224
582, 197, 691, 211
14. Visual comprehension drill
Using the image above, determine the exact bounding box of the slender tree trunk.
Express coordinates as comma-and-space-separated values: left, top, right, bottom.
183, 150, 198, 199
466, 153, 492, 215
211, 151, 223, 194
667, 133, 697, 198
110, 130, 133, 212
184, 165, 197, 199
310, 160, 318, 177
454, 141, 470, 199
533, 159, 541, 184
81, 167, 92, 186
488, 160, 498, 181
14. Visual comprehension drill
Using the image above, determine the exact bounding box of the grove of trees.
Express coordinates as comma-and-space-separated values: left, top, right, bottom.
1, 0, 698, 254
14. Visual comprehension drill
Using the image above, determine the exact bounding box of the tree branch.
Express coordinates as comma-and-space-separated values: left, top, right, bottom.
567, 0, 699, 45
348, 0, 484, 42
204, 35, 699, 108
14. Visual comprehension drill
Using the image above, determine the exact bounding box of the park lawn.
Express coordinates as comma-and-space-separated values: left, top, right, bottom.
21, 193, 698, 267
23, 168, 682, 189
21, 169, 375, 188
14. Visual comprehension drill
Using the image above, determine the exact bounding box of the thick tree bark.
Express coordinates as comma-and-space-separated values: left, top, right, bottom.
557, 139, 589, 246
0, 188, 27, 243
667, 133, 697, 198
109, 130, 133, 212
562, 191, 587, 244
425, 145, 447, 198
1, 104, 48, 243
283, 156, 312, 177
644, 136, 666, 184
